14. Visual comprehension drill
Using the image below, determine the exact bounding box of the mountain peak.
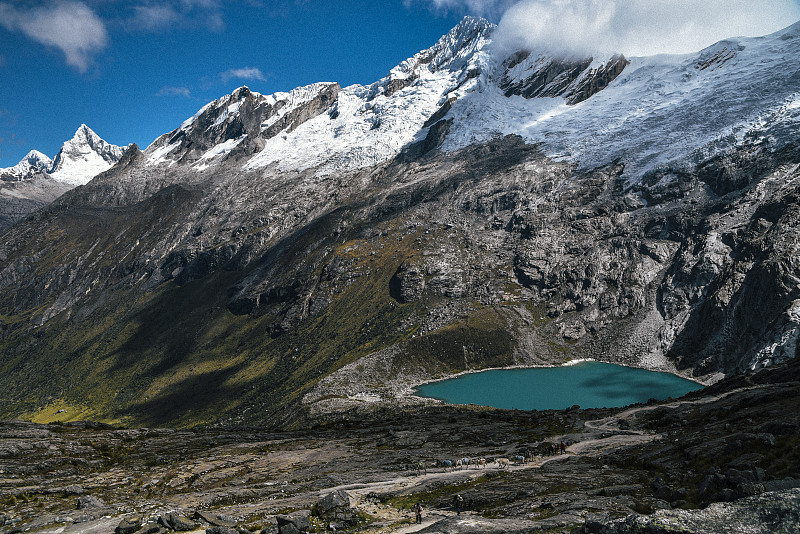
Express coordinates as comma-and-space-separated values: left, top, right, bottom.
23, 149, 52, 165
0, 150, 53, 181
48, 125, 127, 186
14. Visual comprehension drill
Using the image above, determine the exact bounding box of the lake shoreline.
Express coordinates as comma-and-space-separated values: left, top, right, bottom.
409, 358, 707, 410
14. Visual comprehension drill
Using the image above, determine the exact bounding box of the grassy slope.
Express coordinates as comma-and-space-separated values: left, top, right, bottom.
0, 196, 526, 427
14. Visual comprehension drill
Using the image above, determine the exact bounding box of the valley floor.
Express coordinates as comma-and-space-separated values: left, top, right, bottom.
1, 360, 799, 534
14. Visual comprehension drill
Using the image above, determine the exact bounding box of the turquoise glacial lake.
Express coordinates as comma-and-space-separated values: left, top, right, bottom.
414, 361, 704, 410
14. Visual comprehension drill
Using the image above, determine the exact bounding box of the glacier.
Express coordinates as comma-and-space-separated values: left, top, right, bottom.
140, 17, 800, 187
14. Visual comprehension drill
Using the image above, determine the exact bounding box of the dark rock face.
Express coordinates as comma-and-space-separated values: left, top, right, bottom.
499, 53, 628, 105
500, 53, 593, 99
390, 261, 426, 303
1, 133, 799, 425
384, 75, 419, 97
566, 55, 630, 105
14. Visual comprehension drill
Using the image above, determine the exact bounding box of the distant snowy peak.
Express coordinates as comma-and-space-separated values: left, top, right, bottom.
0, 150, 52, 181
1, 125, 125, 186
48, 124, 128, 186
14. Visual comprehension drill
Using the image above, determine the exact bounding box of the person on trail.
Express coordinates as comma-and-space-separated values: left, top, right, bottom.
413, 502, 423, 524
560, 441, 566, 455
453, 494, 464, 515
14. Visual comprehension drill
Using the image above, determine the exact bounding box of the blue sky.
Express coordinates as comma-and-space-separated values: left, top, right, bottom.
1, 0, 799, 168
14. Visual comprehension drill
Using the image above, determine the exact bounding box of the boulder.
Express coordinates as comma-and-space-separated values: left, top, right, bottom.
277, 524, 299, 534
650, 478, 672, 501
76, 495, 104, 510
196, 512, 237, 528
161, 513, 198, 531
134, 521, 165, 534
115, 516, 143, 534
315, 490, 353, 520
276, 511, 310, 533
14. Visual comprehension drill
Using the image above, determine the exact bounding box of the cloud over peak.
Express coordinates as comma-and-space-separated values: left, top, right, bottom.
495, 0, 800, 57
220, 67, 267, 83
414, 0, 800, 57
0, 1, 108, 72
156, 86, 192, 98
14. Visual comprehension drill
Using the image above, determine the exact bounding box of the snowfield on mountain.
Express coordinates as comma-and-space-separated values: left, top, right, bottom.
143, 17, 800, 185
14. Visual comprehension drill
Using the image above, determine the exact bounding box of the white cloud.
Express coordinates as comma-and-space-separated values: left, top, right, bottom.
131, 5, 181, 31
156, 86, 192, 97
0, 1, 108, 72
220, 67, 267, 83
130, 0, 224, 32
412, 0, 800, 56
494, 0, 800, 57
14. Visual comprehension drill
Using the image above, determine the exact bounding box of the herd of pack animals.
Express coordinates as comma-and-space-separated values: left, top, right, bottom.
415, 443, 567, 474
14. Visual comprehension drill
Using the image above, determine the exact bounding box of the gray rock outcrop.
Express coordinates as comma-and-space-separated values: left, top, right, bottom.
579, 489, 800, 533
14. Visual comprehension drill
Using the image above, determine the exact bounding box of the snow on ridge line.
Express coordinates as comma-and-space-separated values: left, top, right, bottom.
142, 18, 497, 172
148, 17, 800, 180
144, 82, 341, 168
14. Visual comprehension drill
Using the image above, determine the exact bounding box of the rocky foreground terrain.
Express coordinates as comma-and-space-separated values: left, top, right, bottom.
1, 358, 798, 534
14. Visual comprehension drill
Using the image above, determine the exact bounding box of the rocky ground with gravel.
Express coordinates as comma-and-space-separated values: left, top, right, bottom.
1, 358, 798, 534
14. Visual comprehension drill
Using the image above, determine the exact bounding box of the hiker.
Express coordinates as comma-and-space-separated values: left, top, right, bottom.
453, 494, 464, 515
560, 441, 566, 455
413, 502, 423, 524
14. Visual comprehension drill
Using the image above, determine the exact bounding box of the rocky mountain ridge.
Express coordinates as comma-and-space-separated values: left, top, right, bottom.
0, 17, 799, 428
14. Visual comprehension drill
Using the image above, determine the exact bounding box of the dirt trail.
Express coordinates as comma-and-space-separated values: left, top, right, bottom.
319, 462, 542, 532
566, 387, 761, 456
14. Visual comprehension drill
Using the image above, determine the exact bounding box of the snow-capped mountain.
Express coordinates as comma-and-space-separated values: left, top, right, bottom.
145, 17, 494, 174
48, 124, 128, 186
0, 124, 127, 187
142, 16, 800, 184
0, 150, 52, 182
0, 124, 128, 231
